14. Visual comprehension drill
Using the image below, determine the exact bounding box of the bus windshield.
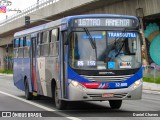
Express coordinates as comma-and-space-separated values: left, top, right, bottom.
69, 30, 141, 70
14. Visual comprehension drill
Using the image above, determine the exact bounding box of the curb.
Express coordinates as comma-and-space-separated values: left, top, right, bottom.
143, 82, 160, 91
0, 74, 13, 77
143, 89, 160, 95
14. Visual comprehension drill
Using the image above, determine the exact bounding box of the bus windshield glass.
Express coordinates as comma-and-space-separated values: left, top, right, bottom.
69, 30, 141, 70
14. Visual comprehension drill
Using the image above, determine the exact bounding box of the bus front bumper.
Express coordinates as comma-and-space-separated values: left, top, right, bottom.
67, 79, 142, 101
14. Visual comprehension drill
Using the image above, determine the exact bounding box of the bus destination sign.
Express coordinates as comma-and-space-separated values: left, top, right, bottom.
74, 18, 137, 28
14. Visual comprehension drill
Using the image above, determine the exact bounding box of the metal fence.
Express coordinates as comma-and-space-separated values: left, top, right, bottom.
0, 0, 60, 26
3, 56, 13, 70
143, 65, 160, 82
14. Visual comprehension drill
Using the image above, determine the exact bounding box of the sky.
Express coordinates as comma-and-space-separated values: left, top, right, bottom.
0, 0, 37, 21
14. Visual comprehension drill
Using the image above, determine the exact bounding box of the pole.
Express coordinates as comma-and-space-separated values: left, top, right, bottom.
136, 7, 149, 65
37, 0, 39, 9
139, 18, 149, 65
6, 44, 9, 70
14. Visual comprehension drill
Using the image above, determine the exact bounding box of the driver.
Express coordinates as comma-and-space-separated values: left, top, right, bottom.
107, 45, 124, 61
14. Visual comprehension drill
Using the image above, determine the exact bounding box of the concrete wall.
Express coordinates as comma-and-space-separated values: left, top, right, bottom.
0, 47, 5, 69
143, 0, 160, 16
86, 0, 160, 17
0, 36, 13, 69
0, 36, 13, 46
0, 0, 96, 35
1, 0, 160, 36
0, 46, 13, 70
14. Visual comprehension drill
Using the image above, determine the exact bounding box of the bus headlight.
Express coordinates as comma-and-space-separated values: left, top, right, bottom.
71, 80, 79, 87
133, 79, 142, 89
69, 80, 86, 90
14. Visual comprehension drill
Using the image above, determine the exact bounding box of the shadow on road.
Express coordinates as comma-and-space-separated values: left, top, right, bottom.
17, 95, 123, 110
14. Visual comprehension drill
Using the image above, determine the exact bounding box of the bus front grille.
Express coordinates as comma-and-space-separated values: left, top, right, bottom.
81, 74, 133, 82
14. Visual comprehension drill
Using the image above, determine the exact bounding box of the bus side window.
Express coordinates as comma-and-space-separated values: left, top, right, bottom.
37, 33, 41, 57
49, 29, 59, 56
13, 38, 19, 58
24, 36, 30, 58
40, 31, 49, 56
56, 28, 59, 55
18, 37, 24, 58
39, 32, 43, 56
14, 38, 19, 48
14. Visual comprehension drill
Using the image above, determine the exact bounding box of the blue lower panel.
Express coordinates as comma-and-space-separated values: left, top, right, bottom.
14, 79, 25, 91
13, 58, 31, 92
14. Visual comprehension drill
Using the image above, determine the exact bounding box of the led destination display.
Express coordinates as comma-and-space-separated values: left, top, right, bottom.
74, 18, 138, 28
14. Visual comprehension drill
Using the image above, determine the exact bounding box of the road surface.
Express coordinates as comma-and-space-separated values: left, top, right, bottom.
0, 75, 159, 120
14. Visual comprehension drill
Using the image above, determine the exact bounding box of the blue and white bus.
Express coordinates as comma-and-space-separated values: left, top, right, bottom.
13, 14, 143, 110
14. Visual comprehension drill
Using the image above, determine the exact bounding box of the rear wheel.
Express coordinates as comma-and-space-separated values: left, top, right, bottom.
54, 85, 67, 110
109, 100, 122, 109
33, 95, 41, 100
24, 80, 33, 100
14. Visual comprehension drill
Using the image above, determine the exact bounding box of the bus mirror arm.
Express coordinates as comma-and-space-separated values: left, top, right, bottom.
64, 38, 69, 45
64, 33, 71, 45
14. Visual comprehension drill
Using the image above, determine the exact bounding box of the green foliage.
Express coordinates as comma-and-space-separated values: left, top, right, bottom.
0, 69, 13, 74
143, 77, 160, 84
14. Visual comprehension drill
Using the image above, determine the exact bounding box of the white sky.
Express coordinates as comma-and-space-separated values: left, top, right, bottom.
0, 0, 37, 21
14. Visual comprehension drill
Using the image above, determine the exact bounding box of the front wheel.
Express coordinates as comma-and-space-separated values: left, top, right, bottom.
109, 100, 122, 109
24, 80, 33, 100
54, 85, 67, 110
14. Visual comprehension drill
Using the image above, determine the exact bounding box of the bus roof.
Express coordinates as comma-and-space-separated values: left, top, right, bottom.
64, 14, 138, 20
14, 14, 139, 37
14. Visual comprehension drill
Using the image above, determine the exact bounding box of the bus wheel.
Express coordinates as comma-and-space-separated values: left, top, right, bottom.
54, 85, 67, 110
33, 95, 41, 100
24, 80, 33, 100
109, 100, 122, 109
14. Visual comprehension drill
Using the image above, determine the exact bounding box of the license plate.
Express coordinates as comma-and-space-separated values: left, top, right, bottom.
102, 93, 114, 98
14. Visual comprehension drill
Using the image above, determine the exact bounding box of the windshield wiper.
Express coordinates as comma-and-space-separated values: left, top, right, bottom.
115, 28, 126, 47
114, 28, 127, 57
83, 28, 96, 49
83, 28, 97, 62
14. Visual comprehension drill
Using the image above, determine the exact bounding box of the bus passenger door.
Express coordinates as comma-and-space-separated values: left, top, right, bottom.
60, 31, 68, 99
31, 37, 38, 92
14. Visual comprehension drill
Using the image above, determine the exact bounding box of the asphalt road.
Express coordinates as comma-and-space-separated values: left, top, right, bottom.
0, 75, 159, 120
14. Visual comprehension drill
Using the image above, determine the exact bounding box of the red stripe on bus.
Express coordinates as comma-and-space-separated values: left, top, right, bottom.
81, 82, 101, 89
32, 65, 37, 91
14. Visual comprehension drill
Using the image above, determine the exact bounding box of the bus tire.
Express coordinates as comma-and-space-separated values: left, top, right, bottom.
33, 95, 41, 100
24, 80, 33, 100
109, 100, 122, 109
54, 85, 67, 110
